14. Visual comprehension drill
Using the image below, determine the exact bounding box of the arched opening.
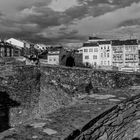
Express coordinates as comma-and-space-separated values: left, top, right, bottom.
66, 56, 75, 67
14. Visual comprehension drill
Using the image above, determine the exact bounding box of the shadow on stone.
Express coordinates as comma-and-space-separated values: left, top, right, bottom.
0, 91, 20, 132
66, 56, 75, 67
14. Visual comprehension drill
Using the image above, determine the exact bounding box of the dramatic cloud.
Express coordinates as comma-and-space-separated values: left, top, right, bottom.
118, 19, 140, 27
0, 0, 140, 43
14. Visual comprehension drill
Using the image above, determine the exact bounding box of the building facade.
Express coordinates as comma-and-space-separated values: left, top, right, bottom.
6, 38, 32, 57
112, 40, 124, 68
112, 39, 139, 71
98, 41, 112, 66
47, 46, 63, 65
0, 42, 14, 57
80, 42, 99, 66
79, 36, 140, 71
123, 39, 139, 68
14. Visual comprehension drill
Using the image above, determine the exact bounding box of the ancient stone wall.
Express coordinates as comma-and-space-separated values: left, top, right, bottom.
65, 94, 140, 140
40, 65, 139, 96
0, 64, 140, 128
0, 65, 41, 126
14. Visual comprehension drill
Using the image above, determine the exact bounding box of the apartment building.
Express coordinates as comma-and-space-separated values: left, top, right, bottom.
112, 39, 139, 71
98, 41, 112, 66
123, 39, 139, 67
112, 40, 124, 68
80, 42, 99, 66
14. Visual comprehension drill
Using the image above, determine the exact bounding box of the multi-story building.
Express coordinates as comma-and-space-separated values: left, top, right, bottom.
98, 41, 112, 66
80, 42, 99, 66
112, 39, 139, 71
123, 39, 139, 68
76, 36, 140, 71
112, 40, 124, 68
124, 39, 138, 67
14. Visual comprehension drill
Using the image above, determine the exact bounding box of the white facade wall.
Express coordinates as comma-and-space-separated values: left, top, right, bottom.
112, 45, 125, 68
80, 46, 100, 66
48, 55, 59, 65
124, 45, 139, 67
98, 44, 112, 66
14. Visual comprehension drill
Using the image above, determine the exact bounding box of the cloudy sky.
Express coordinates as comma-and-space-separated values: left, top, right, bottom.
0, 0, 140, 44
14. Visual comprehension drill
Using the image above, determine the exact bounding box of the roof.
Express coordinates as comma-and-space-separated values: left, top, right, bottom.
88, 36, 103, 40
83, 42, 98, 47
48, 46, 63, 52
98, 41, 111, 45
123, 39, 138, 45
111, 40, 124, 46
111, 39, 138, 46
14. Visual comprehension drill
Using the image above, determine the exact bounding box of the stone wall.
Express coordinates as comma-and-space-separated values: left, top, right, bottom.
0, 65, 41, 126
65, 94, 140, 140
0, 64, 140, 127
40, 65, 139, 96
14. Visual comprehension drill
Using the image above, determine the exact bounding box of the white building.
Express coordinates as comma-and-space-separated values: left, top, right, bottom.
123, 39, 139, 71
47, 46, 62, 65
6, 38, 31, 49
80, 42, 100, 66
35, 44, 48, 51
98, 41, 112, 66
6, 38, 24, 49
47, 54, 59, 65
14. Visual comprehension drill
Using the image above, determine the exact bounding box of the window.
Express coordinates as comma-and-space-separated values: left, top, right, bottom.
104, 61, 106, 65
0, 47, 4, 57
93, 55, 97, 59
108, 61, 110, 65
107, 46, 110, 50
107, 53, 109, 58
11, 49, 14, 57
101, 53, 103, 58
101, 47, 103, 50
125, 46, 129, 51
7, 48, 10, 57
85, 55, 89, 59
84, 49, 88, 52
94, 48, 98, 52
14, 49, 20, 56
54, 58, 56, 61
101, 61, 103, 65
89, 48, 93, 52
49, 58, 52, 61
104, 52, 106, 57
104, 46, 106, 49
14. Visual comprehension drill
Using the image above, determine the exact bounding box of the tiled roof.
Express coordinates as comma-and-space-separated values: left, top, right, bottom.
98, 41, 111, 44
123, 39, 138, 45
83, 42, 98, 47
111, 40, 124, 46
111, 39, 138, 46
